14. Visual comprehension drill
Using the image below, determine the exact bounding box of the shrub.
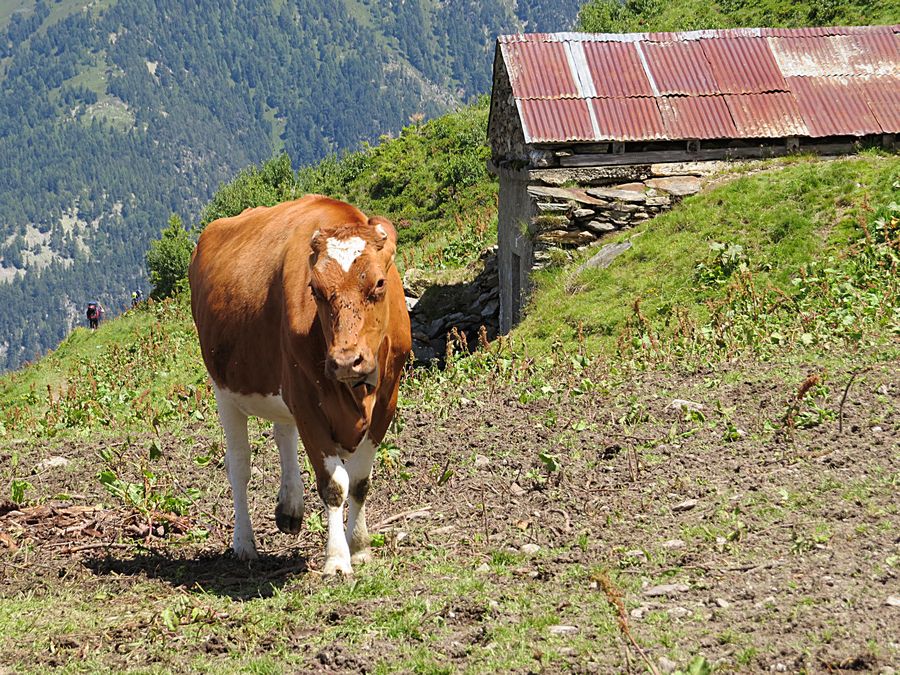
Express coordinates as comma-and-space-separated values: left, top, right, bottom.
146, 214, 194, 300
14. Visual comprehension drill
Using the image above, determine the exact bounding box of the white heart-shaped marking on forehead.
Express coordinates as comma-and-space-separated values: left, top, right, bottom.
325, 236, 366, 273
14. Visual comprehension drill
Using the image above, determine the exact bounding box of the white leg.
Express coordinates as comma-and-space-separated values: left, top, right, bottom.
215, 388, 257, 560
344, 437, 377, 565
320, 455, 352, 575
274, 423, 304, 534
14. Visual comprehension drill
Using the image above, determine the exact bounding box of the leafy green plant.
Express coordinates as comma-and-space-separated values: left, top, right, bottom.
97, 442, 199, 522
694, 241, 750, 287
10, 478, 31, 505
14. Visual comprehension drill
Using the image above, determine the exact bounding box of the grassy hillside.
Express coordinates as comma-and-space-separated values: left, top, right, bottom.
519, 154, 900, 359
578, 0, 900, 33
0, 150, 898, 673
2, 151, 896, 438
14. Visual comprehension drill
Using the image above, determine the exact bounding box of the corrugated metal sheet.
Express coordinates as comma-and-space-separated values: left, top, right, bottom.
725, 92, 808, 137
845, 32, 900, 74
518, 98, 594, 143
591, 97, 665, 140
502, 42, 578, 99
769, 34, 899, 77
788, 77, 881, 136
641, 41, 719, 95
856, 76, 900, 130
761, 25, 899, 37
494, 25, 900, 144
701, 37, 785, 93
582, 41, 653, 97
659, 96, 737, 139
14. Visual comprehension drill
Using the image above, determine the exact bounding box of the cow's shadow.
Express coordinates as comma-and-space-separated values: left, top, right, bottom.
83, 549, 309, 600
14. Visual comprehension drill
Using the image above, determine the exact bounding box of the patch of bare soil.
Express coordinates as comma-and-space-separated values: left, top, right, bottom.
1, 358, 897, 672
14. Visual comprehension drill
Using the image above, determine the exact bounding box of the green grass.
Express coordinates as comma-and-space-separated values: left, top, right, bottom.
0, 550, 636, 673
516, 154, 899, 356
578, 0, 900, 34
0, 296, 207, 439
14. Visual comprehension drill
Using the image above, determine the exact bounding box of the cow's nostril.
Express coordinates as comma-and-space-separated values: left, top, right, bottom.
353, 354, 364, 368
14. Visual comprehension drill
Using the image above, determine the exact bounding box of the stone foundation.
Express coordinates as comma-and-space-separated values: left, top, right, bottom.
526, 173, 703, 271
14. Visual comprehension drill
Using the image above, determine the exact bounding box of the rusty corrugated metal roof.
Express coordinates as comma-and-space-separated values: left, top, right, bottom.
641, 41, 719, 95
518, 99, 595, 142
725, 92, 808, 137
659, 96, 737, 139
582, 41, 653, 97
857, 76, 900, 130
591, 97, 666, 140
494, 24, 900, 144
701, 38, 786, 93
788, 76, 882, 136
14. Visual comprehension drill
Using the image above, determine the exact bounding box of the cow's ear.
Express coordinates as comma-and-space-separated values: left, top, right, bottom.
309, 229, 325, 259
369, 217, 396, 257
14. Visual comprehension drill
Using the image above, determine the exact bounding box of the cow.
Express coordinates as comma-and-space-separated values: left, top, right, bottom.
189, 195, 411, 575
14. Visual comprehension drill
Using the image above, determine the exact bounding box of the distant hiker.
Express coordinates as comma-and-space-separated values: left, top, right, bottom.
86, 302, 99, 329
131, 290, 143, 308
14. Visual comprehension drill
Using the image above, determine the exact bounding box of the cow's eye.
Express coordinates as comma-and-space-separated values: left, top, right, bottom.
369, 278, 386, 301
309, 283, 324, 301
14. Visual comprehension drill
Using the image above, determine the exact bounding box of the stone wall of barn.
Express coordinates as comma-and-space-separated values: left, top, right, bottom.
497, 160, 726, 329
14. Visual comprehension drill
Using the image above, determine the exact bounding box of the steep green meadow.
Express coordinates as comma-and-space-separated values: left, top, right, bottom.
519, 154, 899, 359
0, 149, 898, 673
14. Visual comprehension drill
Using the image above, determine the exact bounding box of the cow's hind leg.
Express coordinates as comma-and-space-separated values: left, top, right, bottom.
344, 437, 377, 565
215, 390, 258, 560
274, 422, 304, 535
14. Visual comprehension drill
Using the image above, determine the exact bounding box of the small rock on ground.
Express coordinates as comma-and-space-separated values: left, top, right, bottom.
658, 657, 678, 674
548, 625, 578, 635
34, 456, 70, 472
672, 499, 698, 512
644, 583, 690, 597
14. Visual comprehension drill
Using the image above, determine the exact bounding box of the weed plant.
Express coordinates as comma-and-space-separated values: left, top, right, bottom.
619, 200, 899, 367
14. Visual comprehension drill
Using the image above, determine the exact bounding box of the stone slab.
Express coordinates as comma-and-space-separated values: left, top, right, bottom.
644, 176, 702, 197
534, 230, 596, 246
586, 187, 647, 203
527, 185, 607, 206
575, 241, 632, 274
529, 165, 652, 186
649, 161, 729, 177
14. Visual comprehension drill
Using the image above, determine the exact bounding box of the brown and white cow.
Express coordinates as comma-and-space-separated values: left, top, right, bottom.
189, 195, 411, 574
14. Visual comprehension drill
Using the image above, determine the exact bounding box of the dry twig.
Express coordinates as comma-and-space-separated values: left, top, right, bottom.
592, 571, 661, 675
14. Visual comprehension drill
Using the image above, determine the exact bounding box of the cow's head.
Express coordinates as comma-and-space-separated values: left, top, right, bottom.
308, 217, 397, 389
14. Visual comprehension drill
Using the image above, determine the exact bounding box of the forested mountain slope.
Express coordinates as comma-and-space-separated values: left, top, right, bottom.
0, 0, 580, 371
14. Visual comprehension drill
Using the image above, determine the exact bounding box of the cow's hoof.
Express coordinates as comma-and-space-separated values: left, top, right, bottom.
350, 549, 372, 566
233, 538, 259, 561
322, 557, 353, 576
275, 500, 303, 535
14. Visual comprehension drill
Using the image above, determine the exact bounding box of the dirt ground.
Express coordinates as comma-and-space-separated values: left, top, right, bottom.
1, 356, 898, 673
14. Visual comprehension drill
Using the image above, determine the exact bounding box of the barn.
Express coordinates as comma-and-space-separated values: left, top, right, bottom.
487, 25, 900, 332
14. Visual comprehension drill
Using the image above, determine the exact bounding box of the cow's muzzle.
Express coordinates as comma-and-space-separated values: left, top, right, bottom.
326, 347, 377, 387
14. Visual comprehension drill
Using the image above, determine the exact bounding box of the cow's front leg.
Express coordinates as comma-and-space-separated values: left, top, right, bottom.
318, 454, 352, 575
274, 422, 304, 534
344, 437, 377, 565
214, 388, 257, 560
